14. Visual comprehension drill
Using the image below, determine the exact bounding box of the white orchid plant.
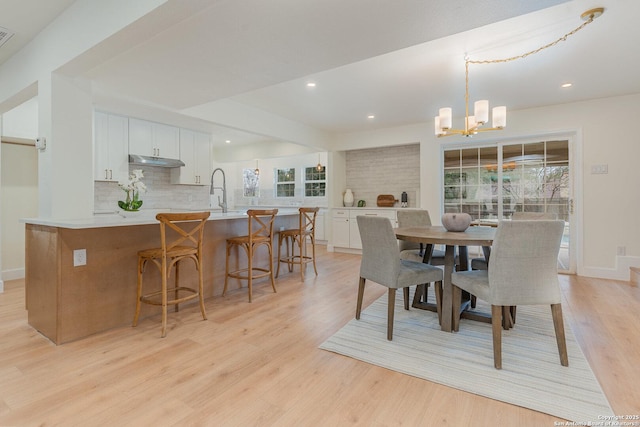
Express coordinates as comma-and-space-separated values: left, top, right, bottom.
118, 169, 147, 211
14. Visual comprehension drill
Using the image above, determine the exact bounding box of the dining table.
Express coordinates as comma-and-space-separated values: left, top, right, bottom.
394, 225, 496, 332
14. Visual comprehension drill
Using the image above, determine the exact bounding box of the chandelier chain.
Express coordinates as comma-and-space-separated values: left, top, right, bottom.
467, 12, 598, 66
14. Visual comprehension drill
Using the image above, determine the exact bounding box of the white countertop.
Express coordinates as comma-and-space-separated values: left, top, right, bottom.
20, 208, 299, 230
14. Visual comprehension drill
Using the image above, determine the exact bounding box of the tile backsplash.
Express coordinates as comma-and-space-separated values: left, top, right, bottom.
345, 143, 420, 208
94, 167, 210, 212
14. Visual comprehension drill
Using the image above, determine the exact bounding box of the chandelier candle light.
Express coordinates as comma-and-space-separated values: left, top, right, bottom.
435, 7, 604, 138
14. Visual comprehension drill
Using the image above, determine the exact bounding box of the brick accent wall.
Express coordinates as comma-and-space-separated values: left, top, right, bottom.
345, 143, 420, 208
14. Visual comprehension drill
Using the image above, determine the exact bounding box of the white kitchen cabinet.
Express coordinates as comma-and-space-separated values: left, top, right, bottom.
331, 208, 397, 251
315, 210, 326, 241
94, 112, 129, 182
170, 129, 212, 185
348, 209, 397, 250
128, 118, 180, 159
331, 209, 350, 248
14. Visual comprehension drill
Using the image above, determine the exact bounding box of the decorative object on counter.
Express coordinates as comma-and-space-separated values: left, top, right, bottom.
357, 200, 366, 207
376, 194, 397, 207
343, 189, 354, 207
118, 169, 146, 212
401, 191, 408, 207
441, 212, 472, 232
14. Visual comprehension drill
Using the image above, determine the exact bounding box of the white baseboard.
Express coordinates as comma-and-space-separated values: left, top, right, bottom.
1, 268, 25, 282
579, 255, 640, 282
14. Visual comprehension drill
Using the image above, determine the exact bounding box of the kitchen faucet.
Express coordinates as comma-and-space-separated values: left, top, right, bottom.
210, 168, 227, 213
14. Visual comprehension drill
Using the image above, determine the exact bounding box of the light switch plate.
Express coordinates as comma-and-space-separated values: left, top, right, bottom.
590, 164, 608, 174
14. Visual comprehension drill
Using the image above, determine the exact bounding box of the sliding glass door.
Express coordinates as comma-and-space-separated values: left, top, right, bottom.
443, 139, 574, 273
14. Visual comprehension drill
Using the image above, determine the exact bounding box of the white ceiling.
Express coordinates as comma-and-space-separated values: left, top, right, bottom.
2, 0, 638, 147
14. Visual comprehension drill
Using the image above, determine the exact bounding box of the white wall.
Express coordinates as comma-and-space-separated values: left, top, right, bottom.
1, 143, 38, 281
334, 93, 640, 280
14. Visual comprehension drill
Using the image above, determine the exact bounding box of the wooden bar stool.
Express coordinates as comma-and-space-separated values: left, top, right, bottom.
224, 209, 278, 302
132, 212, 210, 338
276, 207, 319, 280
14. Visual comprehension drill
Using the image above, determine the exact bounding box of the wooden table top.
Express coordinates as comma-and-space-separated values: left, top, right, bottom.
394, 225, 495, 247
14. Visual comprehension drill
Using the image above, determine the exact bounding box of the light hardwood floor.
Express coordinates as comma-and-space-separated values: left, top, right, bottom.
0, 246, 638, 426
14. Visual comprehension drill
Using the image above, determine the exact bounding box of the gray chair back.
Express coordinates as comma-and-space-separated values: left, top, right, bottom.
396, 210, 432, 252
512, 212, 557, 220
488, 220, 564, 306
357, 215, 400, 287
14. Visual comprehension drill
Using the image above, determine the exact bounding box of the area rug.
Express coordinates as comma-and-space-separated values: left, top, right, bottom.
320, 291, 614, 422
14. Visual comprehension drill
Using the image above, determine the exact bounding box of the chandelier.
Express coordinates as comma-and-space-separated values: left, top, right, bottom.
435, 7, 604, 138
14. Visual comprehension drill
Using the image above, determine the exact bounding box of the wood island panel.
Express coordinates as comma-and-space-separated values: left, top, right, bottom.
25, 214, 297, 344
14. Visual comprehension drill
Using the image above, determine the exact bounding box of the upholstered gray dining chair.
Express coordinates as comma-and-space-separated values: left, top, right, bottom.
356, 215, 444, 340
451, 220, 568, 369
396, 209, 447, 265
470, 211, 558, 271
397, 210, 452, 308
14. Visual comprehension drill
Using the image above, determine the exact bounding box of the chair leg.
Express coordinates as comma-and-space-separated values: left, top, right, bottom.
551, 303, 569, 367
197, 259, 207, 321
491, 305, 502, 369
275, 233, 283, 278
133, 257, 144, 327
174, 261, 180, 313
355, 277, 366, 319
434, 281, 443, 325
452, 284, 462, 332
247, 243, 253, 303
387, 288, 396, 341
403, 287, 410, 310
268, 242, 277, 294
161, 262, 168, 338
298, 235, 304, 280
223, 242, 230, 296
310, 235, 318, 276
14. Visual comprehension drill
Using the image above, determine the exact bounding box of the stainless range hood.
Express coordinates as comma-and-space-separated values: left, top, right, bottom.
128, 154, 185, 168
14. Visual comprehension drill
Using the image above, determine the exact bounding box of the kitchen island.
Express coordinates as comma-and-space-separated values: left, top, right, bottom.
23, 209, 298, 344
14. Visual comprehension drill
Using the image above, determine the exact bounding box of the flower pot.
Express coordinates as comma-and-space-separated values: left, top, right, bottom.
441, 213, 472, 232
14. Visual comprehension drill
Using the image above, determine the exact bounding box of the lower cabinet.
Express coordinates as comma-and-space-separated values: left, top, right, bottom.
331, 209, 350, 248
331, 208, 397, 251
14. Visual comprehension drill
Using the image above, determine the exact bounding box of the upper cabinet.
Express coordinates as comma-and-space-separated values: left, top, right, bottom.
170, 129, 212, 185
94, 112, 129, 182
128, 118, 180, 159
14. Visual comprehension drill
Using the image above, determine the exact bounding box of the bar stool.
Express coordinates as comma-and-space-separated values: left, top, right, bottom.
224, 209, 278, 302
132, 212, 210, 338
276, 207, 319, 280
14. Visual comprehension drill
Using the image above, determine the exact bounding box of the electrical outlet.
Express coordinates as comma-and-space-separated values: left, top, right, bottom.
73, 249, 87, 266
617, 246, 626, 256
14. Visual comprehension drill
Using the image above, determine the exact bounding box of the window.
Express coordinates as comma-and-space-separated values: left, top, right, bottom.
304, 166, 326, 197
243, 168, 260, 197
275, 168, 296, 197
442, 141, 569, 221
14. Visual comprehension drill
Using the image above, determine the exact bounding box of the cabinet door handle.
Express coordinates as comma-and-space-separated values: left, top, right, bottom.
109, 170, 113, 180
104, 169, 108, 179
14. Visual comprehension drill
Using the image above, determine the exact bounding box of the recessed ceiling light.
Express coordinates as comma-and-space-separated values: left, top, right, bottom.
225, 140, 231, 144
561, 83, 573, 88
306, 82, 316, 88
367, 115, 375, 119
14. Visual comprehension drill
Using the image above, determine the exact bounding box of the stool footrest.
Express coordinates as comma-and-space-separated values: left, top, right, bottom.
140, 286, 199, 306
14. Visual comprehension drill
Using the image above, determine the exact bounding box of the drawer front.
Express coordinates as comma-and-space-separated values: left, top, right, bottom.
332, 209, 349, 218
